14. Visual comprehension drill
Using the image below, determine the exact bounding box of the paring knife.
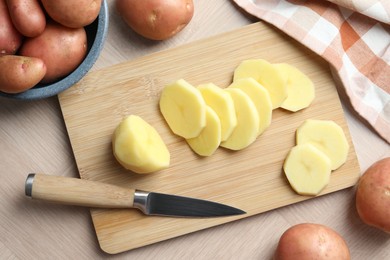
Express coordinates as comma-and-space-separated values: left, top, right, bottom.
25, 173, 246, 218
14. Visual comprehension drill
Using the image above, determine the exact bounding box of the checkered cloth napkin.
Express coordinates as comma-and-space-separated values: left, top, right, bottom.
233, 0, 390, 143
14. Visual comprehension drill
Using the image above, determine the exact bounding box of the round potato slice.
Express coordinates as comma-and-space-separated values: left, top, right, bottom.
159, 79, 206, 139
283, 143, 332, 196
229, 77, 272, 136
233, 59, 287, 109
220, 88, 259, 150
186, 106, 221, 156
296, 119, 349, 170
198, 83, 237, 141
275, 63, 315, 112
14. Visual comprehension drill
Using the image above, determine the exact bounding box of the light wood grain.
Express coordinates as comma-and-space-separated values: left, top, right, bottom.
29, 174, 135, 208
1, 1, 389, 259
58, 22, 360, 254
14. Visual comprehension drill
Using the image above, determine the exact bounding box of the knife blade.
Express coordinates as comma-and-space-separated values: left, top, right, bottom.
25, 173, 245, 218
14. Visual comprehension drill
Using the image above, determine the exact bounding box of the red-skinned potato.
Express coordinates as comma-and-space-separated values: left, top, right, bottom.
116, 0, 194, 40
0, 55, 46, 93
19, 21, 87, 84
40, 0, 102, 28
356, 157, 390, 233
6, 0, 46, 37
274, 223, 350, 260
0, 0, 23, 55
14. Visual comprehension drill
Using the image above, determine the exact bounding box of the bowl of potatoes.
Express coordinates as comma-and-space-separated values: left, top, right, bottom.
0, 0, 108, 100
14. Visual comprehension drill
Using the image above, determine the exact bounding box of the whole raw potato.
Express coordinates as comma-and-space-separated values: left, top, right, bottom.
41, 0, 102, 28
6, 0, 46, 37
0, 0, 22, 55
116, 0, 194, 40
19, 21, 87, 83
356, 157, 390, 233
274, 223, 350, 260
0, 55, 46, 93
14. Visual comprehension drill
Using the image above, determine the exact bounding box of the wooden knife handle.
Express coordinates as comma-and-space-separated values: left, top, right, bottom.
25, 173, 135, 209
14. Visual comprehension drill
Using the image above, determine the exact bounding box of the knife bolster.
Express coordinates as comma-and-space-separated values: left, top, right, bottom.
133, 190, 150, 214
25, 173, 34, 197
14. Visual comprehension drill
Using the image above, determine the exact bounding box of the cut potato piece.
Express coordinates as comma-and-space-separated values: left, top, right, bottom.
296, 119, 349, 170
233, 59, 287, 109
228, 77, 272, 136
274, 63, 315, 112
198, 83, 237, 141
159, 79, 206, 139
186, 106, 221, 156
283, 143, 332, 195
113, 115, 170, 174
220, 88, 259, 150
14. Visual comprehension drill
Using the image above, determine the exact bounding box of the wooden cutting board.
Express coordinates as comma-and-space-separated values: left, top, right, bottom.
58, 22, 360, 254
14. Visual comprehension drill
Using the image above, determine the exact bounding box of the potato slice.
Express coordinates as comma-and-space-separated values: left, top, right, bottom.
159, 79, 206, 139
296, 119, 349, 170
113, 115, 170, 174
283, 143, 332, 196
220, 88, 259, 150
198, 83, 237, 141
274, 63, 315, 112
186, 106, 221, 156
233, 59, 287, 109
228, 77, 272, 136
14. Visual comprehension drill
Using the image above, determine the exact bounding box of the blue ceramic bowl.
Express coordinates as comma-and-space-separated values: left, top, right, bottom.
0, 0, 109, 100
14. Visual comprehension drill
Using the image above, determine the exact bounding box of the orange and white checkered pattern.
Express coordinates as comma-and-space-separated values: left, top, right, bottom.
234, 0, 390, 143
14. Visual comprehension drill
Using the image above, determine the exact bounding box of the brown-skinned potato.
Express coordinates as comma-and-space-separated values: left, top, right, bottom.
19, 21, 87, 83
6, 0, 46, 37
0, 0, 23, 55
40, 0, 102, 28
0, 55, 46, 93
274, 223, 350, 260
356, 157, 390, 233
116, 0, 194, 40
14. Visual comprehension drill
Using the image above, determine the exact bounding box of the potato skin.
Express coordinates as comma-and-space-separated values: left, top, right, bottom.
0, 55, 46, 93
356, 157, 390, 233
0, 0, 23, 55
274, 223, 350, 260
6, 0, 46, 37
116, 0, 194, 40
19, 21, 87, 84
41, 0, 102, 28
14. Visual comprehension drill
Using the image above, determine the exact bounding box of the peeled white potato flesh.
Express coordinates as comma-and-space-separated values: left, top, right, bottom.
220, 88, 259, 150
198, 83, 237, 141
113, 115, 170, 174
283, 143, 332, 195
296, 119, 349, 170
186, 106, 221, 156
228, 77, 272, 136
233, 59, 287, 109
159, 79, 206, 139
274, 63, 315, 112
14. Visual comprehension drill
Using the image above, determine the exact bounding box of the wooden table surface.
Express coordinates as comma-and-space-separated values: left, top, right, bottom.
1, 1, 389, 259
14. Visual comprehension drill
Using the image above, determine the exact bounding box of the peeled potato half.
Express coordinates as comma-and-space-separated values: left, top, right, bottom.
113, 115, 170, 174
